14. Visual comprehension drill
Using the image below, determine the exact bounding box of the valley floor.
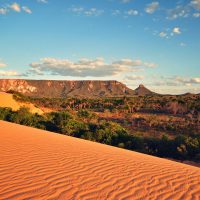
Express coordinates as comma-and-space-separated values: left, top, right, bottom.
0, 120, 200, 199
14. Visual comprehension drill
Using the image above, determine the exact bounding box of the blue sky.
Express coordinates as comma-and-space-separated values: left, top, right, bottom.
0, 0, 200, 94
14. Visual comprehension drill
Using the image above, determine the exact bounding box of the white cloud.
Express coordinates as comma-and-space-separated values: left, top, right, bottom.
191, 0, 200, 10
0, 8, 8, 15
158, 27, 182, 39
28, 57, 156, 77
1, 3, 32, 15
190, 77, 200, 83
84, 8, 104, 16
125, 75, 144, 80
0, 61, 7, 67
121, 0, 131, 3
37, 0, 48, 3
151, 76, 200, 92
0, 70, 20, 76
180, 42, 186, 47
71, 7, 84, 13
22, 6, 32, 14
167, 76, 200, 86
10, 2, 21, 12
193, 12, 200, 17
112, 9, 121, 16
145, 2, 159, 14
112, 9, 139, 17
113, 59, 142, 66
143, 62, 157, 68
174, 77, 200, 85
167, 1, 200, 20
126, 9, 138, 16
113, 59, 156, 68
167, 5, 190, 20
70, 7, 104, 17
159, 31, 167, 38
180, 42, 187, 47
173, 27, 181, 34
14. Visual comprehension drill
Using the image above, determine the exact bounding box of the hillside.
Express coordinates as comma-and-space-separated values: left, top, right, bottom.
0, 79, 155, 98
134, 84, 156, 95
0, 120, 200, 200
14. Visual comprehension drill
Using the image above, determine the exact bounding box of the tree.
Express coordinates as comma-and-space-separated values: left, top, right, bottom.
51, 111, 73, 133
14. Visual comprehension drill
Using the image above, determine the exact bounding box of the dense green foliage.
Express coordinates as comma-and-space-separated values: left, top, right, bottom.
1, 106, 200, 162
12, 93, 200, 135
13, 92, 200, 114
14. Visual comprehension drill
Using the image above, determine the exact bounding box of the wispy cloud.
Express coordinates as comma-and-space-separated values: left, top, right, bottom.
0, 7, 8, 15
125, 75, 144, 80
1, 2, 33, 15
113, 59, 156, 68
158, 27, 182, 39
0, 70, 21, 76
28, 57, 156, 77
145, 2, 159, 14
37, 0, 48, 3
172, 27, 181, 34
0, 60, 7, 67
10, 2, 21, 12
167, 1, 200, 20
191, 0, 200, 10
126, 9, 139, 16
121, 0, 132, 3
167, 5, 190, 20
175, 76, 200, 85
180, 42, 186, 47
112, 9, 139, 18
84, 8, 104, 16
153, 76, 200, 87
22, 6, 32, 14
112, 9, 121, 16
193, 12, 200, 17
70, 7, 104, 17
159, 31, 168, 38
0, 59, 22, 76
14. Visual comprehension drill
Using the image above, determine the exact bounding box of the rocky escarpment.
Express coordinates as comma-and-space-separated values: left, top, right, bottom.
0, 79, 143, 98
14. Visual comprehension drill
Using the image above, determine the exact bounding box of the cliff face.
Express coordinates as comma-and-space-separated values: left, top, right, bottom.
0, 79, 137, 98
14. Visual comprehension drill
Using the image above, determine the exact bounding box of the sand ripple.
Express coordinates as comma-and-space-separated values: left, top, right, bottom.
0, 120, 200, 200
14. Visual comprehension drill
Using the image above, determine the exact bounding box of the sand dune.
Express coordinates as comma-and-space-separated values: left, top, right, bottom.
0, 92, 43, 114
0, 120, 200, 200
0, 92, 20, 110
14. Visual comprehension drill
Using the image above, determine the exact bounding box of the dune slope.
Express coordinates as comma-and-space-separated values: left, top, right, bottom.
0, 120, 200, 200
0, 92, 43, 114
0, 92, 20, 110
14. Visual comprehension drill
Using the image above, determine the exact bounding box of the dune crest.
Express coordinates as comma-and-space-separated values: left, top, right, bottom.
0, 120, 200, 200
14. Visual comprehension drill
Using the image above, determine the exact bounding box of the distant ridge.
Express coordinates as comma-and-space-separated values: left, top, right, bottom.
0, 79, 156, 98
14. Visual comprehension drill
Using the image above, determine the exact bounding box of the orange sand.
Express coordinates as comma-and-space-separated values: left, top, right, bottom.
0, 92, 43, 114
0, 120, 200, 200
0, 92, 20, 110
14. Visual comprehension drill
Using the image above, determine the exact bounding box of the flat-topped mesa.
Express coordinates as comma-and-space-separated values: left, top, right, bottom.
0, 79, 136, 98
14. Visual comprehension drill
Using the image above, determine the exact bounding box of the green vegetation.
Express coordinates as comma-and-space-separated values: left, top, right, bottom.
12, 93, 200, 135
1, 106, 200, 163
1, 91, 200, 163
